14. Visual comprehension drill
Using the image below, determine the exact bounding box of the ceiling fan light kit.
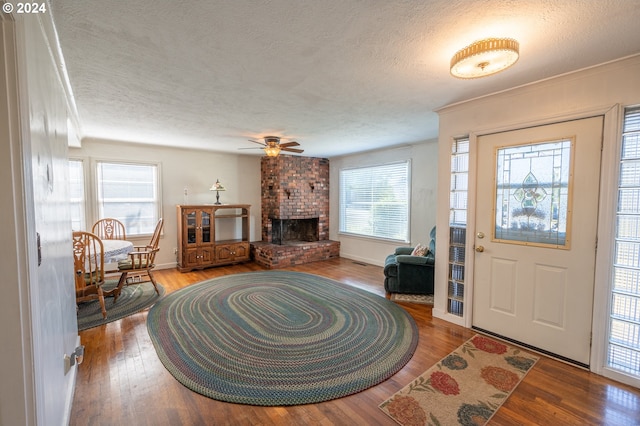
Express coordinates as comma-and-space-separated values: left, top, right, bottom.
264, 145, 281, 157
242, 135, 304, 157
450, 38, 519, 79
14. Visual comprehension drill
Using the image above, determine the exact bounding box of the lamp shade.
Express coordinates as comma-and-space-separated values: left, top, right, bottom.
210, 179, 226, 191
264, 146, 281, 157
210, 179, 226, 204
450, 38, 519, 79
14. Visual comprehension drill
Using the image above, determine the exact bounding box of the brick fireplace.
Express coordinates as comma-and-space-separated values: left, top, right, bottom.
251, 155, 340, 268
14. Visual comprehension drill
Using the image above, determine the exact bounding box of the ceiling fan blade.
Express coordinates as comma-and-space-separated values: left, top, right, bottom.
279, 141, 300, 148
248, 139, 266, 146
281, 148, 304, 153
238, 147, 264, 150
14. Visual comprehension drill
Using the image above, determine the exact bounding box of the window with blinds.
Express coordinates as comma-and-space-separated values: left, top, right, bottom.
339, 161, 410, 242
609, 106, 640, 377
96, 161, 161, 236
69, 159, 86, 231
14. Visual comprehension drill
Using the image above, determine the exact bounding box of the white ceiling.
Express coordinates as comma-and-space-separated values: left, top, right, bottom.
50, 0, 640, 157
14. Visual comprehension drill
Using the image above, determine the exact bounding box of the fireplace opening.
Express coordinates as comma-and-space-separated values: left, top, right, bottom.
271, 218, 319, 245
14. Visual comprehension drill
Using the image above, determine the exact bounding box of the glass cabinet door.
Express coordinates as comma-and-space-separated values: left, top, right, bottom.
201, 210, 211, 243
186, 211, 197, 244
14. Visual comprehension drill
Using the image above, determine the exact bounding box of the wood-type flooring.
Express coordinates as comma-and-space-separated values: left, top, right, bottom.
70, 258, 640, 425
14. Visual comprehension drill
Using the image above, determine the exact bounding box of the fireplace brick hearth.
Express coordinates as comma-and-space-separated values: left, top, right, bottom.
251, 240, 340, 269
251, 155, 340, 269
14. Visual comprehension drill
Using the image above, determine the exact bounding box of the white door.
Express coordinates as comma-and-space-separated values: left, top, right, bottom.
473, 117, 603, 366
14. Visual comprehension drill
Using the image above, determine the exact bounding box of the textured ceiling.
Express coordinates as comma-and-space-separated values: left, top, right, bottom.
50, 0, 640, 157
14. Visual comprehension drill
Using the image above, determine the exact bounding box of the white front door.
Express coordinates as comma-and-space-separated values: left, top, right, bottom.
473, 116, 603, 366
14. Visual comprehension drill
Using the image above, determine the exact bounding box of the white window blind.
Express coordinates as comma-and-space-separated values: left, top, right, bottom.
609, 106, 640, 377
96, 161, 160, 236
69, 159, 86, 231
339, 161, 410, 241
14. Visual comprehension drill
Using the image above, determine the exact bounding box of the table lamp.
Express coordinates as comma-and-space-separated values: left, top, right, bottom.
210, 179, 226, 205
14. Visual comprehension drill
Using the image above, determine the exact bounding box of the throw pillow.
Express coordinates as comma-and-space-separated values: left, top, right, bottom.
411, 244, 428, 256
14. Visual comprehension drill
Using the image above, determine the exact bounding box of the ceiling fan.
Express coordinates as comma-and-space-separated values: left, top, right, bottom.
241, 136, 304, 157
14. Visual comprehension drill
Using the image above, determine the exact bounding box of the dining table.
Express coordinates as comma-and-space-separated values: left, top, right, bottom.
101, 239, 134, 300
102, 239, 134, 264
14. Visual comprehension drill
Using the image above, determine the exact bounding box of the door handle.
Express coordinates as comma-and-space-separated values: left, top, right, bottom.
475, 245, 485, 252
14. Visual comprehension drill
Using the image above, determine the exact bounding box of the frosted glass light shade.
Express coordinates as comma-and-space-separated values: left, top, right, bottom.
264, 146, 281, 157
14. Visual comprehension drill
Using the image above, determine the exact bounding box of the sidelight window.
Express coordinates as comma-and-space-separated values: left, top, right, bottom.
609, 106, 640, 377
448, 137, 469, 317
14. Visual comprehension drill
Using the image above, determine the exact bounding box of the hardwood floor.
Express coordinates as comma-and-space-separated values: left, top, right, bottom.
70, 258, 640, 425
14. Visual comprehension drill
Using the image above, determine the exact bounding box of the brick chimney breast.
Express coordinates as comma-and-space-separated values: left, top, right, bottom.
261, 155, 330, 242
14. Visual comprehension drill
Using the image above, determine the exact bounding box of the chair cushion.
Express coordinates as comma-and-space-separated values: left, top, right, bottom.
396, 255, 432, 265
118, 258, 149, 270
82, 270, 104, 286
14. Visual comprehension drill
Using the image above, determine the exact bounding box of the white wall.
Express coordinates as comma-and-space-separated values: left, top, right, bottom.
70, 139, 263, 268
71, 138, 438, 271
435, 55, 640, 384
330, 141, 438, 266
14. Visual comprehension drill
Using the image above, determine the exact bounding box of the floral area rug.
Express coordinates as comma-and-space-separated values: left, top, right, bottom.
379, 334, 539, 425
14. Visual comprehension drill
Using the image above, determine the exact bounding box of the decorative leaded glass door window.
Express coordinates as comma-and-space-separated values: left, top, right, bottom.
494, 139, 574, 248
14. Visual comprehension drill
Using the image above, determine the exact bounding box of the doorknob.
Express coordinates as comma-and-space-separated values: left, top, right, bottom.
475, 245, 485, 252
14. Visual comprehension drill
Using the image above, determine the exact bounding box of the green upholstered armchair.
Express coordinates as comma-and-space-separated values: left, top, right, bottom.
383, 226, 435, 295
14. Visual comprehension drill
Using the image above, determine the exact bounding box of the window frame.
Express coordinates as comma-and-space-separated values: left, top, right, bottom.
68, 157, 88, 232
93, 158, 163, 238
338, 160, 411, 243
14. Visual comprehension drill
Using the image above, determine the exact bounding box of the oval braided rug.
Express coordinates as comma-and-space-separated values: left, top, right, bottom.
78, 280, 165, 331
147, 271, 418, 406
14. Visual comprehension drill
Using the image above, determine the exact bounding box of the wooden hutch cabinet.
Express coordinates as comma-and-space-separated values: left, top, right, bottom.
176, 204, 251, 272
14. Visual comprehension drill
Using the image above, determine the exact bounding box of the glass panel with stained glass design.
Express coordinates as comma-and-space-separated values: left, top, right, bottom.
494, 139, 573, 248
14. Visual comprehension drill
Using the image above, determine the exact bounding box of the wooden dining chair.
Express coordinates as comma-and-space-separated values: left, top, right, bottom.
117, 218, 164, 295
92, 218, 126, 240
72, 231, 107, 319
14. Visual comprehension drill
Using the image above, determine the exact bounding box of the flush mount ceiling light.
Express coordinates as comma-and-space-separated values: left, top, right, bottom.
450, 38, 519, 79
